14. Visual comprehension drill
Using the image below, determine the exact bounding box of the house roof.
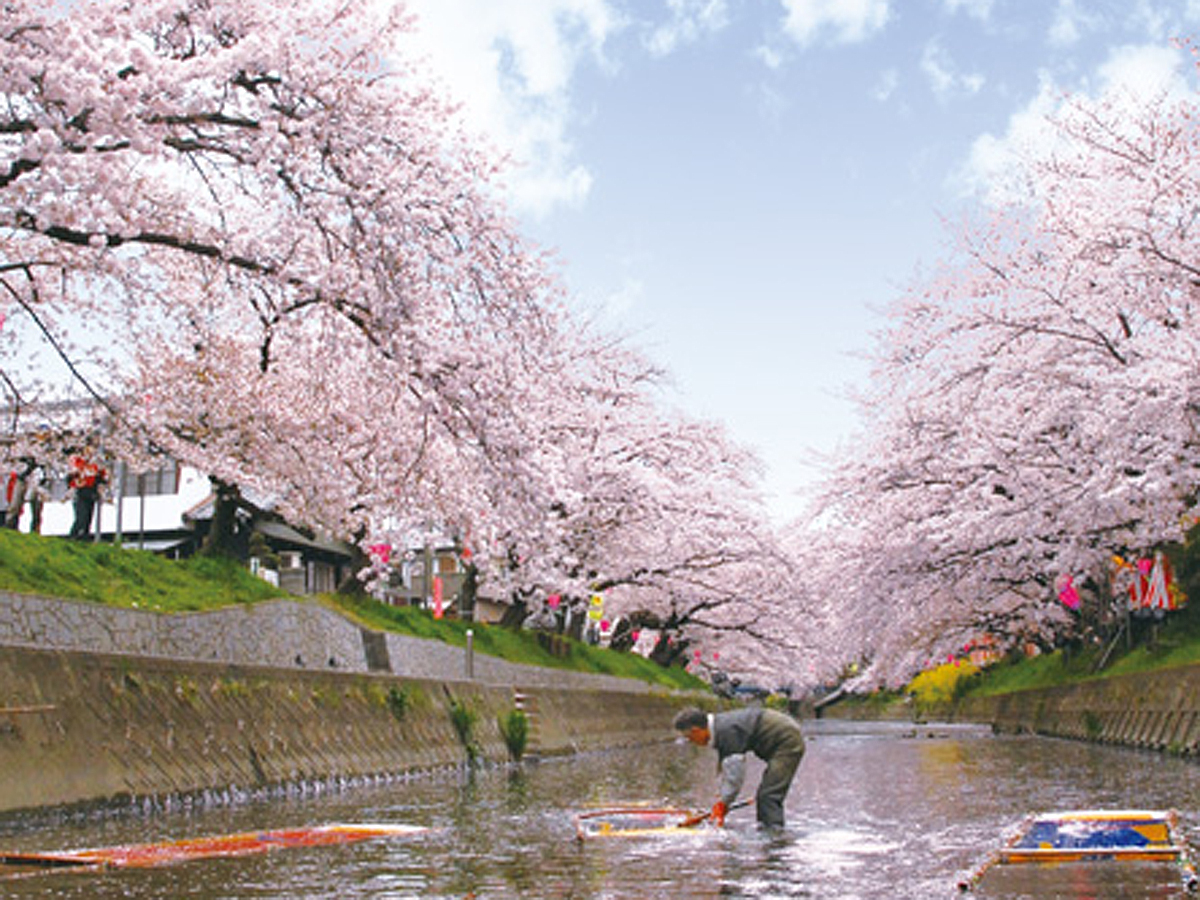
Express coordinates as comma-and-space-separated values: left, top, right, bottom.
182, 486, 279, 523
183, 490, 354, 560
255, 520, 354, 558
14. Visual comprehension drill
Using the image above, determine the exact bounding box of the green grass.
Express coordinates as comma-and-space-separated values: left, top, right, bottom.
824, 607, 1200, 717
961, 651, 1097, 698
0, 529, 285, 610
960, 605, 1200, 699
0, 529, 706, 691
943, 527, 1200, 701
328, 593, 707, 690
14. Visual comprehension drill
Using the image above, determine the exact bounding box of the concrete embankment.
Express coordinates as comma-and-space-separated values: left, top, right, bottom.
0, 593, 699, 814
817, 663, 1200, 753
0, 646, 690, 814
947, 664, 1200, 753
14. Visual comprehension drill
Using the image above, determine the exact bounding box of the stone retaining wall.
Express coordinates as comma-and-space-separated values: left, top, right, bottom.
0, 645, 692, 814
0, 592, 652, 693
949, 664, 1200, 754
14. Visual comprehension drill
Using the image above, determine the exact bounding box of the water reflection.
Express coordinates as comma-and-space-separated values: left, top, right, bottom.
2, 719, 1199, 898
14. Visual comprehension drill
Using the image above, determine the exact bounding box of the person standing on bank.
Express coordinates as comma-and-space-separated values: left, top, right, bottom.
674, 706, 805, 829
67, 446, 107, 541
5, 454, 43, 530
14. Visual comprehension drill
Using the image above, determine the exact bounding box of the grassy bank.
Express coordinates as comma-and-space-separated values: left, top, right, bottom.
0, 530, 706, 691
828, 606, 1200, 719
329, 593, 704, 691
0, 529, 283, 610
966, 606, 1200, 697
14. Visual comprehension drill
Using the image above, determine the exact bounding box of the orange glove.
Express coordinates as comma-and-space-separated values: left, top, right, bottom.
711, 801, 727, 827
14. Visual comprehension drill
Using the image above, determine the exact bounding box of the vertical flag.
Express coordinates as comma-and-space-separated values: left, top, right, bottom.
1056, 574, 1080, 611
1144, 552, 1175, 611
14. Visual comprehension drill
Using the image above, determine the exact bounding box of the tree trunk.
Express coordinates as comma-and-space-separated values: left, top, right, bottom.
608, 617, 634, 652
500, 597, 529, 630
336, 544, 370, 597
565, 598, 586, 641
199, 478, 241, 559
649, 632, 689, 668
336, 524, 370, 597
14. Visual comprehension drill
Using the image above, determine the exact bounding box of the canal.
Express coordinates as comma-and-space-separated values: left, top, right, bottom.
2, 719, 1198, 898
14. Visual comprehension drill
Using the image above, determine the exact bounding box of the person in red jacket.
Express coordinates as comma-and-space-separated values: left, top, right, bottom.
67, 446, 108, 540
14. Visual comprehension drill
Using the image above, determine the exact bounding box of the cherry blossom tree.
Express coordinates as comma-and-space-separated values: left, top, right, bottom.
558, 406, 789, 666
0, 0, 571, 546
457, 320, 806, 669
804, 66, 1200, 687
0, 0, 800, 678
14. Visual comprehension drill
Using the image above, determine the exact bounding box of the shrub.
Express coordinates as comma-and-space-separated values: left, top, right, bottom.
386, 685, 410, 722
449, 698, 480, 763
498, 708, 529, 761
907, 661, 980, 708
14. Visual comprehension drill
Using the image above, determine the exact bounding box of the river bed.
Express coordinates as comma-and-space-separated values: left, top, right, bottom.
2, 719, 1198, 898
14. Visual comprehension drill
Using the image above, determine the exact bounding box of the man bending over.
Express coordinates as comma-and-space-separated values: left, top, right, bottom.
674, 706, 805, 829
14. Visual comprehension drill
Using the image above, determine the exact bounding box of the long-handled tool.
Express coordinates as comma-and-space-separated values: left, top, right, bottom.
681, 798, 753, 828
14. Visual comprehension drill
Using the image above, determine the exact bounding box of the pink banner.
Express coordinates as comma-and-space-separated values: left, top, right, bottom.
1056, 574, 1080, 611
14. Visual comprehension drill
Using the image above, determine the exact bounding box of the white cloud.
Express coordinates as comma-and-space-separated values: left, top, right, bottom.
956, 43, 1189, 204
872, 67, 899, 102
942, 0, 995, 21
1126, 0, 1200, 43
646, 0, 730, 57
1095, 41, 1190, 101
755, 42, 785, 70
602, 277, 645, 318
399, 0, 621, 218
1047, 0, 1101, 48
954, 74, 1057, 203
1128, 0, 1172, 41
920, 40, 985, 101
778, 0, 891, 47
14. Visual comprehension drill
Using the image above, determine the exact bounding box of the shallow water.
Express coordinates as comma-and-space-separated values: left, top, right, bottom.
2, 719, 1199, 898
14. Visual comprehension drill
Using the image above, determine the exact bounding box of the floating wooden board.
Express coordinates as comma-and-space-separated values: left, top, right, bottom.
574, 807, 706, 840
958, 809, 1198, 893
0, 822, 429, 879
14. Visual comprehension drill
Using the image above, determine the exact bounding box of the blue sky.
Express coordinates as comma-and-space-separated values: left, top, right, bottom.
400, 1, 1200, 522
